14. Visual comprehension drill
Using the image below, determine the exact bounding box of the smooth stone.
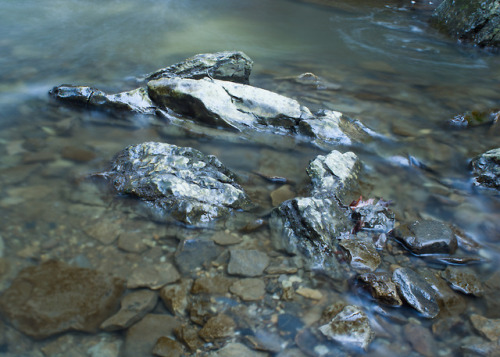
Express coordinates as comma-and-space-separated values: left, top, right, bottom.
210, 342, 268, 357
0, 260, 125, 339
296, 287, 323, 300
419, 269, 466, 316
470, 147, 500, 190
191, 275, 234, 295
100, 289, 158, 331
394, 220, 457, 255
160, 279, 193, 316
123, 314, 180, 357
84, 219, 121, 245
358, 272, 402, 306
339, 236, 381, 272
227, 249, 269, 277
198, 314, 236, 342
152, 336, 184, 357
127, 263, 180, 289
210, 231, 243, 246
174, 238, 221, 275
229, 278, 266, 301
270, 185, 295, 206
441, 266, 484, 297
393, 268, 440, 318
319, 305, 374, 351
470, 314, 500, 342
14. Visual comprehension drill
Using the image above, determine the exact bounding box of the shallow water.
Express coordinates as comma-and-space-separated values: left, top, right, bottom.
1, 0, 500, 356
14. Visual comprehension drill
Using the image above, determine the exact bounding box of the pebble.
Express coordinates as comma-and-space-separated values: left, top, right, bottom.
117, 232, 149, 253
270, 184, 295, 206
210, 342, 268, 357
230, 278, 266, 301
404, 322, 436, 357
296, 287, 323, 300
470, 314, 500, 342
160, 279, 193, 316
174, 324, 204, 352
441, 266, 484, 297
84, 219, 121, 245
228, 249, 270, 277
358, 272, 402, 306
339, 237, 381, 272
127, 263, 180, 289
394, 220, 457, 255
191, 275, 234, 295
211, 230, 243, 245
174, 238, 220, 275
152, 336, 184, 357
198, 314, 236, 342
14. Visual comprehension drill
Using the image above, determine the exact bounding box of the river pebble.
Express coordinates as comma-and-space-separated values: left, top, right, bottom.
175, 238, 221, 275
441, 266, 484, 297
198, 314, 236, 342
152, 336, 184, 357
210, 342, 268, 357
470, 314, 500, 342
230, 278, 266, 301
126, 263, 180, 289
160, 279, 193, 316
394, 220, 457, 255
228, 249, 270, 277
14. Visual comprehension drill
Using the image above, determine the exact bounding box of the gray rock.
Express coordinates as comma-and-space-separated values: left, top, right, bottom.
339, 236, 381, 272
319, 305, 374, 350
419, 269, 466, 316
358, 272, 402, 306
448, 109, 500, 128
0, 260, 125, 339
441, 266, 484, 296
393, 268, 440, 318
117, 231, 149, 253
160, 279, 193, 316
100, 289, 158, 331
174, 238, 221, 274
127, 263, 180, 289
432, 0, 500, 48
229, 278, 266, 301
146, 50, 253, 84
228, 249, 269, 277
350, 201, 395, 233
470, 148, 500, 190
106, 142, 251, 226
394, 220, 457, 255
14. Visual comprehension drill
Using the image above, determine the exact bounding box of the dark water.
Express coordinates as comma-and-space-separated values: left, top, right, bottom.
1, 0, 500, 356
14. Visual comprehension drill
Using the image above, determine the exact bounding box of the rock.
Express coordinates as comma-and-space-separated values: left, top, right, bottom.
0, 260, 125, 339
0, 235, 4, 258
49, 85, 156, 115
470, 314, 500, 342
470, 148, 500, 190
152, 336, 184, 357
270, 184, 295, 207
100, 289, 158, 331
419, 269, 466, 316
307, 150, 361, 202
174, 238, 221, 274
441, 266, 484, 296
358, 272, 403, 306
432, 0, 500, 48
198, 314, 236, 342
245, 329, 284, 353
83, 219, 121, 245
127, 263, 180, 289
404, 323, 436, 357
123, 314, 180, 357
448, 109, 500, 128
210, 230, 243, 245
392, 268, 440, 318
229, 278, 266, 301
61, 145, 96, 162
174, 324, 204, 352
192, 275, 234, 295
107, 142, 251, 226
350, 200, 395, 233
319, 305, 374, 351
160, 279, 193, 316
460, 338, 500, 356
227, 249, 269, 277
277, 313, 304, 337
147, 77, 313, 132
339, 235, 381, 272
270, 196, 351, 280
295, 287, 323, 300
394, 220, 457, 255
146, 51, 253, 84
210, 342, 268, 357
117, 231, 149, 253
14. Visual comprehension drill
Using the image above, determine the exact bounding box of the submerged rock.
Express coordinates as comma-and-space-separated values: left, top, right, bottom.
470, 314, 500, 342
470, 148, 500, 190
441, 266, 484, 296
319, 305, 374, 351
339, 235, 381, 272
393, 267, 440, 318
0, 260, 125, 339
198, 314, 236, 342
432, 0, 500, 48
358, 272, 402, 306
106, 142, 251, 226
448, 109, 500, 128
227, 249, 269, 277
394, 220, 457, 255
145, 50, 253, 84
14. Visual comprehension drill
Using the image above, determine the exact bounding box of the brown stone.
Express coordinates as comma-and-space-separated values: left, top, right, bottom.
270, 184, 295, 206
191, 275, 234, 295
229, 278, 266, 301
198, 314, 236, 342
404, 323, 436, 357
118, 232, 149, 253
152, 336, 184, 357
160, 279, 193, 316
0, 260, 125, 339
210, 231, 243, 246
470, 314, 500, 342
61, 146, 97, 162
127, 263, 180, 289
174, 324, 204, 352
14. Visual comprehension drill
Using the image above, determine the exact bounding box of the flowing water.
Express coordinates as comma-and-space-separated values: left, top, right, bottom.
1, 0, 500, 356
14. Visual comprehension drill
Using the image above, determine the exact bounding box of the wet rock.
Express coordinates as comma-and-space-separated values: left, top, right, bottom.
307, 150, 361, 202
470, 148, 500, 190
441, 266, 484, 296
295, 327, 348, 357
419, 269, 466, 316
448, 109, 500, 128
83, 219, 121, 245
106, 142, 251, 226
174, 324, 204, 352
210, 230, 243, 245
296, 287, 323, 300
319, 305, 374, 351
127, 263, 180, 289
175, 238, 221, 274
339, 235, 381, 272
192, 275, 234, 295
189, 299, 217, 326
146, 51, 253, 84
394, 220, 457, 255
117, 231, 149, 253
404, 323, 436, 357
160, 279, 192, 316
471, 314, 500, 342
358, 272, 402, 306
198, 314, 236, 342
123, 314, 180, 357
49, 85, 155, 115
271, 184, 295, 207
245, 329, 284, 353
152, 336, 184, 357
229, 278, 266, 301
227, 249, 269, 277
460, 338, 500, 357
100, 289, 158, 331
393, 268, 440, 318
350, 200, 395, 233
0, 260, 125, 339
270, 196, 351, 280
432, 0, 500, 48
210, 342, 268, 357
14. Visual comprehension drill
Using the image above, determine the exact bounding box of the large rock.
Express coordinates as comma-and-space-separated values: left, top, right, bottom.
394, 220, 457, 255
432, 0, 500, 48
106, 142, 251, 225
0, 260, 125, 339
145, 50, 253, 84
470, 148, 500, 190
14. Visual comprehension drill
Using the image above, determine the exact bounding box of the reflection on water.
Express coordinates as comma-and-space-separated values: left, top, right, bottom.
0, 0, 500, 356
